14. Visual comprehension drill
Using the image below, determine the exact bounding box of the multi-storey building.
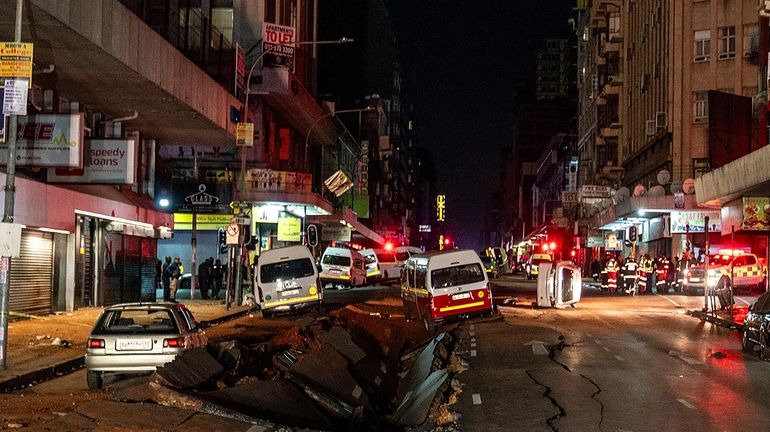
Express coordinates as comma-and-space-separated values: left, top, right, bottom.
0, 0, 386, 314
536, 39, 573, 101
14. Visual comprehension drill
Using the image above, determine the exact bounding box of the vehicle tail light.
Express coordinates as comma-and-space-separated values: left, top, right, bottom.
88, 338, 105, 349
163, 337, 185, 348
477, 290, 486, 299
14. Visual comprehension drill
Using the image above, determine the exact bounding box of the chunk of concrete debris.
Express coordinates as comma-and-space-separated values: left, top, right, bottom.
151, 348, 224, 389
317, 326, 366, 363
290, 343, 369, 408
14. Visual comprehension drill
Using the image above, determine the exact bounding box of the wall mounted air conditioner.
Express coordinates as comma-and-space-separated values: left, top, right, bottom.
655, 111, 667, 129
645, 120, 656, 136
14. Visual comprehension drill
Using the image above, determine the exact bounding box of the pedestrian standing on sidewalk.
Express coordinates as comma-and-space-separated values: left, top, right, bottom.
212, 259, 224, 300
169, 257, 181, 302
161, 256, 172, 301
198, 258, 211, 299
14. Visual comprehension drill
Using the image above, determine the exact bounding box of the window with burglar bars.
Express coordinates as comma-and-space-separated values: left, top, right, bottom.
694, 91, 708, 122
718, 26, 735, 59
694, 30, 710, 62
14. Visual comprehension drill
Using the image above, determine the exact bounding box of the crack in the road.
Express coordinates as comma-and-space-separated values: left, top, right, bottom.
526, 369, 565, 432
580, 373, 605, 431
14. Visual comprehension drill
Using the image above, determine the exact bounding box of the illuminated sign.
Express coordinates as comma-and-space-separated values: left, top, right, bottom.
277, 216, 301, 242
419, 224, 431, 232
439, 234, 445, 251
436, 194, 446, 222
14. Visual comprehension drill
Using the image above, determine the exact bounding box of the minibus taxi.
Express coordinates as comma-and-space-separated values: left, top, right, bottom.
401, 249, 493, 328
319, 246, 367, 288
361, 248, 383, 281
374, 249, 401, 281
255, 245, 323, 317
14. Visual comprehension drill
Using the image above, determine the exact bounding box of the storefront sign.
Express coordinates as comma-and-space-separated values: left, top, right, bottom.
253, 204, 281, 224
580, 185, 611, 199
670, 211, 721, 233
741, 197, 770, 231
0, 42, 33, 80
419, 224, 432, 232
262, 22, 295, 69
605, 232, 621, 250
321, 226, 352, 242
234, 42, 246, 96
562, 191, 578, 209
173, 182, 232, 213
277, 216, 301, 242
173, 213, 233, 231
2, 78, 27, 115
1, 113, 84, 167
47, 139, 137, 184
358, 140, 369, 194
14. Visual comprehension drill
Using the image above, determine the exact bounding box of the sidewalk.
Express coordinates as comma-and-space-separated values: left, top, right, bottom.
0, 300, 256, 392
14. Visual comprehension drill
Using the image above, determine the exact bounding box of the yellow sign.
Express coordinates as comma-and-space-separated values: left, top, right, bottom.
277, 216, 301, 242
173, 213, 232, 230
0, 42, 33, 80
439, 234, 445, 251
436, 194, 446, 222
236, 122, 254, 147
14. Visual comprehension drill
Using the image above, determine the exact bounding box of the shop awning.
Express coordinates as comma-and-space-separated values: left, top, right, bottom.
695, 144, 770, 207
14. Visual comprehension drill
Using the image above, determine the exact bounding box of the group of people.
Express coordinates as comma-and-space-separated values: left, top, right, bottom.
157, 256, 225, 302
591, 252, 697, 296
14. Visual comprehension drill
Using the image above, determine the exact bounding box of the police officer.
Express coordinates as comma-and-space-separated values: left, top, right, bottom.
600, 256, 609, 291
622, 257, 638, 295
655, 254, 669, 294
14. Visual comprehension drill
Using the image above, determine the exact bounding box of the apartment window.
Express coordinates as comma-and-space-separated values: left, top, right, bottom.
694, 91, 708, 122
694, 30, 710, 62
718, 26, 736, 59
745, 24, 759, 56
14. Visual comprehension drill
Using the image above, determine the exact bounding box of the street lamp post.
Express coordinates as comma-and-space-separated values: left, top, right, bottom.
230, 37, 353, 308
304, 107, 373, 174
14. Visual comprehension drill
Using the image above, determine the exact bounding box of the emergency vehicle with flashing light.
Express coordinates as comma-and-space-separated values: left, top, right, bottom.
682, 250, 767, 295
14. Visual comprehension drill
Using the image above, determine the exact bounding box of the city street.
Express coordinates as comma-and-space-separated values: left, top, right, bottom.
1, 274, 767, 431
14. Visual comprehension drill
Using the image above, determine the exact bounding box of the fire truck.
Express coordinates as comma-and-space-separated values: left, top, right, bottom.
682, 250, 767, 295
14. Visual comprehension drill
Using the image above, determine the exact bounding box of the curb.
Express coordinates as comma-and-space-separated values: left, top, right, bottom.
0, 306, 258, 393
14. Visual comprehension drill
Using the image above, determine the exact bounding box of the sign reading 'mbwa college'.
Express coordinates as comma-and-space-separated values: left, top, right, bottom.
0, 113, 84, 167
47, 139, 137, 184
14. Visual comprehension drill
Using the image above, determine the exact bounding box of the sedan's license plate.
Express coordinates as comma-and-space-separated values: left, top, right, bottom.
117, 339, 152, 351
452, 293, 471, 301
281, 289, 300, 296
689, 277, 701, 282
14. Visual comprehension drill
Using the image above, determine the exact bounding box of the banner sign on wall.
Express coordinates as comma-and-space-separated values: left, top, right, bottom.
741, 197, 770, 231
670, 211, 721, 233
247, 168, 312, 193
47, 139, 137, 184
321, 226, 352, 242
0, 113, 84, 167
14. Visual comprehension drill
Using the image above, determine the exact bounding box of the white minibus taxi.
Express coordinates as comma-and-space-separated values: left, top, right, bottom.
401, 249, 493, 329
255, 245, 322, 317
319, 247, 367, 288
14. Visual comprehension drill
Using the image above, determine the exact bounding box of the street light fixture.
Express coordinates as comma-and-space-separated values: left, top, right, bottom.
304, 107, 373, 172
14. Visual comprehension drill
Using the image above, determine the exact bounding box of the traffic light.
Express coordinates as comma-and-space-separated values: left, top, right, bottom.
307, 224, 319, 247
628, 225, 637, 242
218, 228, 227, 253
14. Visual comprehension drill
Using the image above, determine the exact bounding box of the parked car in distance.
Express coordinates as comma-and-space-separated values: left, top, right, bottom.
526, 253, 553, 280
742, 291, 770, 358
85, 302, 208, 389
480, 255, 500, 278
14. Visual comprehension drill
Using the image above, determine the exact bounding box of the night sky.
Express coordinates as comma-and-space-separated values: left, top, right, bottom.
391, 1, 575, 250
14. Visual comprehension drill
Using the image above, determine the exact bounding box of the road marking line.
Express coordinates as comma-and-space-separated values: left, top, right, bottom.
677, 399, 696, 410
471, 350, 477, 357
595, 339, 602, 345
469, 331, 475, 337
472, 393, 482, 405
470, 324, 475, 331
603, 346, 611, 352
668, 350, 704, 365
656, 293, 682, 308
471, 337, 476, 343
470, 342, 477, 348
614, 355, 624, 361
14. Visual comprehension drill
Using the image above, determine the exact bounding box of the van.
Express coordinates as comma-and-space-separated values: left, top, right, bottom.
255, 245, 322, 317
374, 249, 401, 281
394, 245, 423, 263
360, 248, 383, 281
401, 249, 493, 329
319, 247, 368, 288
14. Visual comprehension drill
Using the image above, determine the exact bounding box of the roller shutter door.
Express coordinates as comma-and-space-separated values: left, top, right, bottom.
9, 231, 54, 315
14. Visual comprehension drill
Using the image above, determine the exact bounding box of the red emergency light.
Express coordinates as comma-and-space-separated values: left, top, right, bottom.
384, 241, 394, 251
